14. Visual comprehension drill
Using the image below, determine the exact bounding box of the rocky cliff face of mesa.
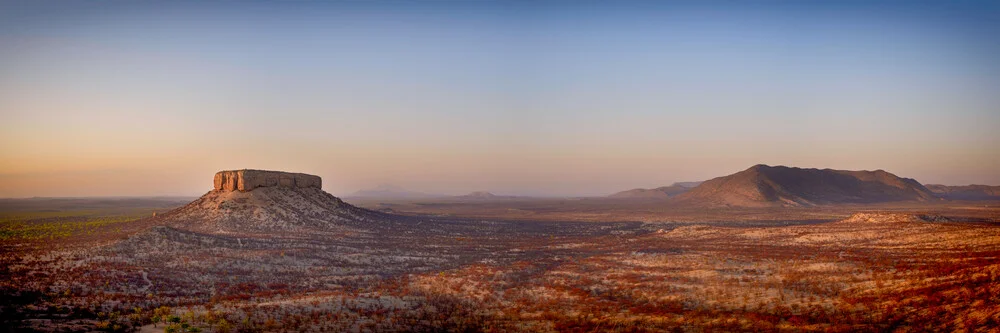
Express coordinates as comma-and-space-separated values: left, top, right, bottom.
152, 169, 390, 233
213, 170, 321, 192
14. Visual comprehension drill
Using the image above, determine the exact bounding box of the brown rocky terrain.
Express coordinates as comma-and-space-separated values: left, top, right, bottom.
674, 164, 937, 207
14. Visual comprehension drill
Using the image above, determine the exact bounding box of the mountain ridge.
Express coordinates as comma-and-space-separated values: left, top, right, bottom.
674, 164, 937, 207
609, 182, 699, 199
925, 184, 1000, 201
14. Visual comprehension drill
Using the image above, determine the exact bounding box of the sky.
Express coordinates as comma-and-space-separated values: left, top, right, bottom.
1, 1, 999, 197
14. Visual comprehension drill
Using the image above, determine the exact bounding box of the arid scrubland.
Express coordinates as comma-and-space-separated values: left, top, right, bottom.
3, 202, 998, 332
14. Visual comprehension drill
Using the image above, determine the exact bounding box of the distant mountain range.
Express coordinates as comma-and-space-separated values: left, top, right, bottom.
356, 168, 1000, 205
925, 184, 1000, 201
348, 184, 441, 199
609, 182, 701, 199
457, 191, 498, 199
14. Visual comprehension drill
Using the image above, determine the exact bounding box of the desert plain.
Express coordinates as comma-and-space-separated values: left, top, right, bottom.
1, 167, 998, 332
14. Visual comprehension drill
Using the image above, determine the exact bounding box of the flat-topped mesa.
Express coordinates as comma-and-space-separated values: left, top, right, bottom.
213, 169, 321, 192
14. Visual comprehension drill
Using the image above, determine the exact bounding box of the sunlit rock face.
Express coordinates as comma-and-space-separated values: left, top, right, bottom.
157, 169, 374, 233
213, 169, 322, 192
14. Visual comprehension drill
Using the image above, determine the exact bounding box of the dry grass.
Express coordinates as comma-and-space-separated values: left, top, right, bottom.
2, 200, 998, 332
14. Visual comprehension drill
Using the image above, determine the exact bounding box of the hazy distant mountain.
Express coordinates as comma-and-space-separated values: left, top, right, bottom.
671, 181, 703, 188
349, 184, 440, 199
453, 191, 521, 200
609, 182, 699, 199
674, 164, 937, 207
458, 191, 498, 199
925, 184, 1000, 201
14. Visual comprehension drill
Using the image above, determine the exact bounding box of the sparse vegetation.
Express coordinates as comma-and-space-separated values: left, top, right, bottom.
0, 211, 151, 242
2, 197, 998, 332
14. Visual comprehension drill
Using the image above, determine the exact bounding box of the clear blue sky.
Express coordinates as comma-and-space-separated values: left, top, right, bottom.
1, 1, 998, 197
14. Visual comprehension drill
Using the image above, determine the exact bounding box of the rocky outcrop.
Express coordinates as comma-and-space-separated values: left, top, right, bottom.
146, 169, 394, 233
213, 169, 321, 192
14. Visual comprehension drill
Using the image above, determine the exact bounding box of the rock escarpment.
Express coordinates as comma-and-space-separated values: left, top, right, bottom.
153, 169, 389, 233
214, 169, 321, 192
